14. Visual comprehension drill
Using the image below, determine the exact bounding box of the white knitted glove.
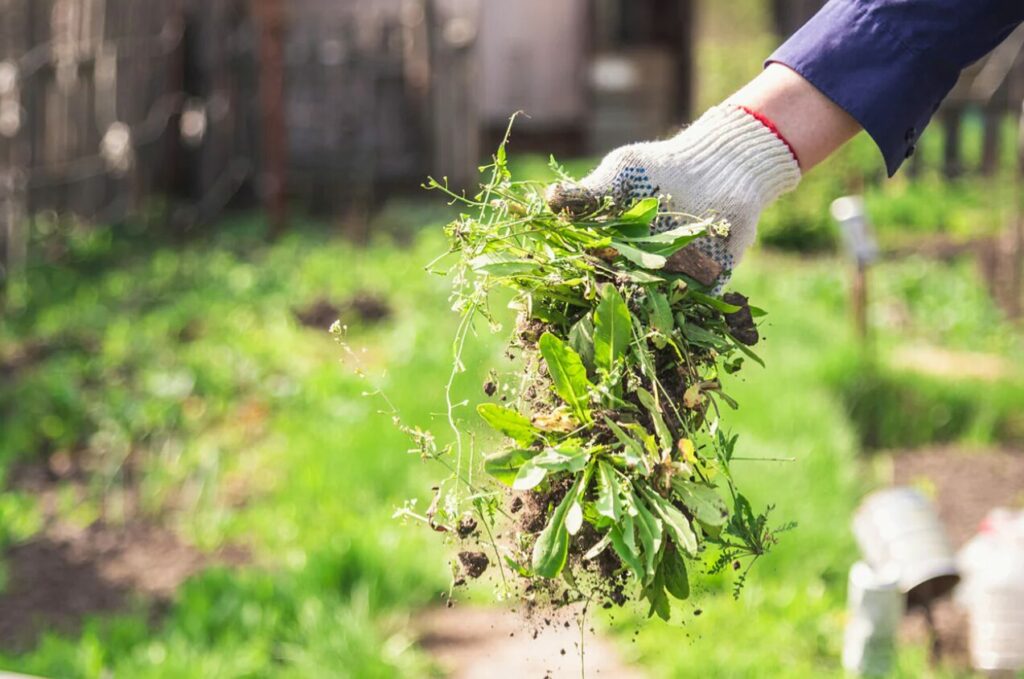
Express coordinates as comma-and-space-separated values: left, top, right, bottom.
547, 105, 801, 292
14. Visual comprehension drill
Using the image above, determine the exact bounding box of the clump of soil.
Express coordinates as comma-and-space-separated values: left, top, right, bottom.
516, 479, 572, 535
456, 515, 479, 539
722, 292, 758, 346
458, 551, 490, 579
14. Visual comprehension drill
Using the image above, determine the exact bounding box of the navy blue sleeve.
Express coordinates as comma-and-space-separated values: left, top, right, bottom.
768, 0, 1024, 176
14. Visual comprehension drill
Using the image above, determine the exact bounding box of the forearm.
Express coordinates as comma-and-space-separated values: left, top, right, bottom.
727, 64, 861, 172
767, 0, 1024, 176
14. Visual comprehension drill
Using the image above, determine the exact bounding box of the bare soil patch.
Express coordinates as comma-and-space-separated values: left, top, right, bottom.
293, 291, 391, 330
417, 606, 644, 679
891, 446, 1024, 547
0, 462, 248, 652
890, 446, 1024, 670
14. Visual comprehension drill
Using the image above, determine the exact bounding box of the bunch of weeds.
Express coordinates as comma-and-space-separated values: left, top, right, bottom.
400, 119, 793, 620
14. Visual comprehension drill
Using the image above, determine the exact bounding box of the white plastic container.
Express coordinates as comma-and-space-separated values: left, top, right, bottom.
852, 487, 960, 606
957, 509, 1024, 673
842, 561, 904, 676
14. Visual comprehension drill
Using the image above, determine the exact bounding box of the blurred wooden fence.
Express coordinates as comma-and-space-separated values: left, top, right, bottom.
0, 0, 482, 276
0, 0, 185, 278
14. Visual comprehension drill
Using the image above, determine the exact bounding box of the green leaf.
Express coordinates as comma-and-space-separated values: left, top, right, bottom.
636, 387, 672, 452
646, 291, 674, 348
531, 477, 583, 578
504, 556, 532, 577
689, 291, 742, 314
539, 332, 593, 423
633, 491, 663, 582
661, 544, 690, 600
620, 222, 705, 244
568, 314, 596, 374
680, 321, 731, 351
604, 417, 646, 467
611, 241, 667, 270
627, 230, 703, 258
468, 253, 540, 276
603, 222, 651, 239
641, 487, 699, 557
512, 460, 547, 490
484, 448, 537, 486
642, 564, 671, 621
595, 461, 623, 521
565, 499, 584, 535
620, 197, 660, 225
609, 522, 644, 580
671, 479, 729, 530
593, 284, 632, 376
729, 335, 767, 368
530, 445, 589, 473
477, 404, 537, 447
618, 268, 666, 284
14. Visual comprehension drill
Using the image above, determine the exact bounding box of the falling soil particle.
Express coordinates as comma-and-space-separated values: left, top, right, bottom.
456, 516, 479, 539
722, 292, 758, 346
416, 606, 645, 679
458, 551, 489, 579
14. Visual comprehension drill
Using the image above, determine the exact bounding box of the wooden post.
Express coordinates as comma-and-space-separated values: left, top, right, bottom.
426, 0, 480, 192
832, 195, 877, 345
942, 106, 963, 180
1008, 102, 1024, 319
980, 107, 1002, 177
252, 0, 288, 239
0, 170, 27, 287
852, 260, 869, 341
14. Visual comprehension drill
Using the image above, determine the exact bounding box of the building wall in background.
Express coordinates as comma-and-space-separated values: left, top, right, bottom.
478, 0, 589, 131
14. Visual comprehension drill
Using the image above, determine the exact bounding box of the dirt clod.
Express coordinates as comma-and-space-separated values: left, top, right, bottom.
457, 515, 479, 539
722, 292, 758, 346
458, 551, 490, 579
664, 244, 723, 285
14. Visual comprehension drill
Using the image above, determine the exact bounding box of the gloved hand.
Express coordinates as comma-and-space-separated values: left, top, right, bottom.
547, 104, 801, 292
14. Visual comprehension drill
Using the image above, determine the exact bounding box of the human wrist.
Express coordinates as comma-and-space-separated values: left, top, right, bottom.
728, 64, 861, 171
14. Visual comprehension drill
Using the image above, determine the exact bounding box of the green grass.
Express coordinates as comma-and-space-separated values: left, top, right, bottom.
3, 209, 1017, 677
0, 218, 499, 677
